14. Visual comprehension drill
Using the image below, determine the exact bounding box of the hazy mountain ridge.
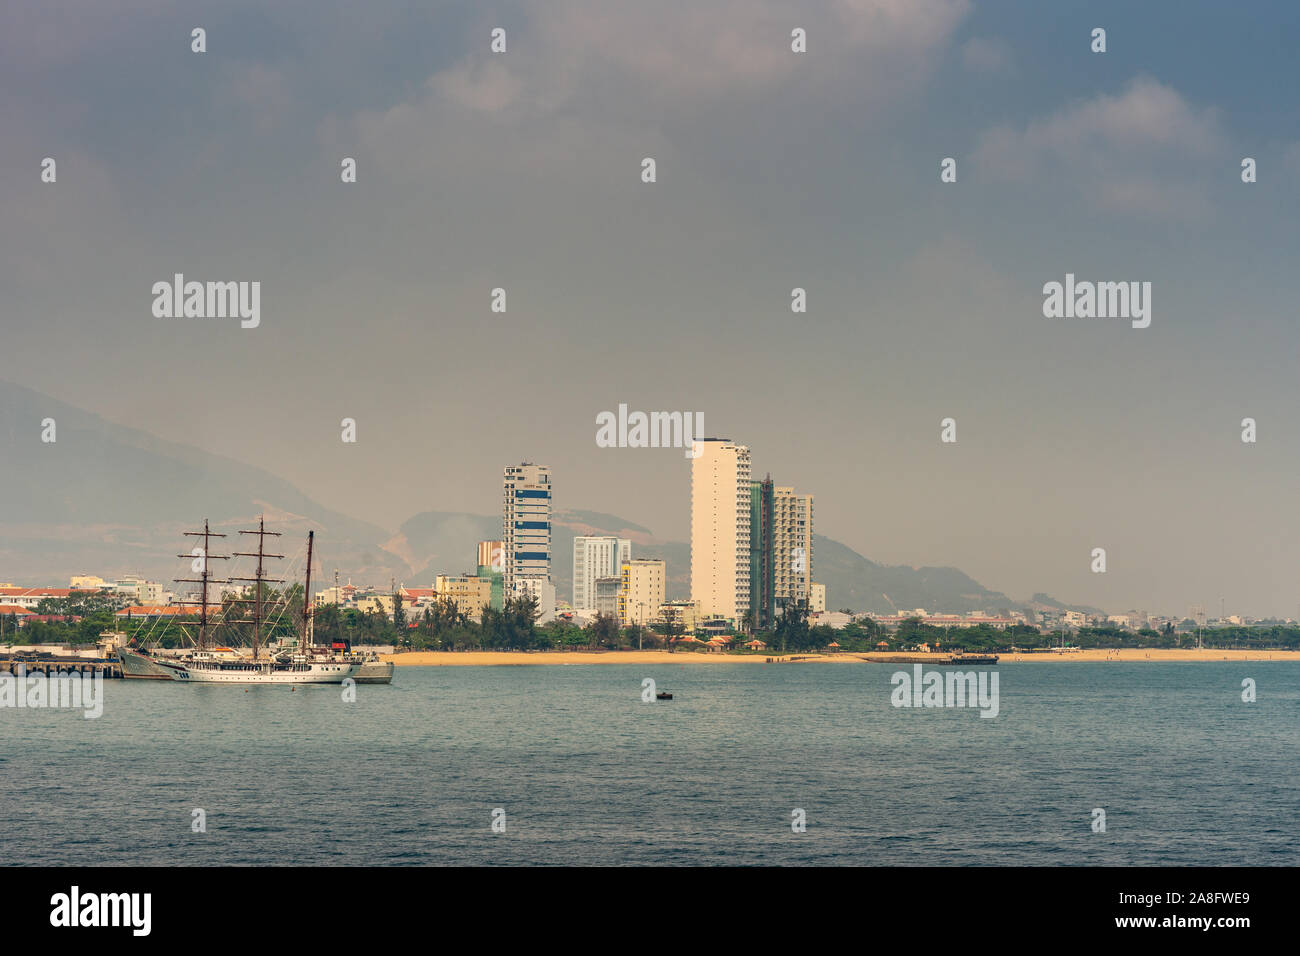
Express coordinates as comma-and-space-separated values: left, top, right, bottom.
2, 380, 1081, 613
386, 511, 501, 581
393, 509, 1054, 615
1024, 592, 1107, 618
0, 379, 408, 584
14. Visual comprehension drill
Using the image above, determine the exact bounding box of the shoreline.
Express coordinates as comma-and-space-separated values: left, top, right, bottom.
381, 648, 1300, 667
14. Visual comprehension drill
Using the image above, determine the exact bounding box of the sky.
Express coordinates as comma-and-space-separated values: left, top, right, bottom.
4, 0, 1300, 617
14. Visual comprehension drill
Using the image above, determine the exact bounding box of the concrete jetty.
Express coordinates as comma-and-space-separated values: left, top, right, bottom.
0, 655, 123, 679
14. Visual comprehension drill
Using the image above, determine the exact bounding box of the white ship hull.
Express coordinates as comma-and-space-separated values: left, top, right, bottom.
173, 660, 360, 684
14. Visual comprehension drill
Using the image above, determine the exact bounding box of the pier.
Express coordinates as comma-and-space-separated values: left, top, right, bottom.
0, 656, 123, 679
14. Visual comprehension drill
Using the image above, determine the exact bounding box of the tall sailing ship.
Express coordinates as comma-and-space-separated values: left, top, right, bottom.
117, 518, 229, 680
121, 519, 361, 685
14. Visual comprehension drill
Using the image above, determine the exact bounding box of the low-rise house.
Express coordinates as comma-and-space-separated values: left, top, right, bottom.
0, 586, 105, 610
0, 604, 34, 627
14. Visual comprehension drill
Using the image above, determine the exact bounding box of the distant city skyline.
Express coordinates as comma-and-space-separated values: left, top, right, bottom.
1, 374, 1294, 622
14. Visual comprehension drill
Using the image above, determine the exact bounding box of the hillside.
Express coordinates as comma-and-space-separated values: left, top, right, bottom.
0, 380, 406, 584
393, 508, 1033, 615
2, 380, 1079, 614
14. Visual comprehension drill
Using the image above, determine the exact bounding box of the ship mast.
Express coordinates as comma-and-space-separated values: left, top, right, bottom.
302, 530, 315, 650
174, 519, 230, 650
229, 516, 284, 660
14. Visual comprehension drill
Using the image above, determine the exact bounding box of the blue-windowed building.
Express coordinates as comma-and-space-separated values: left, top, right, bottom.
502, 462, 552, 597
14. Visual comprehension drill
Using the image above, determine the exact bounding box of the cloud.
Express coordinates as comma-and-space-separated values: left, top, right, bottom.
417, 0, 971, 117
961, 36, 1012, 73
326, 0, 973, 199
0, 0, 172, 71
1282, 141, 1300, 174
224, 63, 293, 130
0, 126, 130, 288
432, 59, 524, 113
973, 77, 1226, 218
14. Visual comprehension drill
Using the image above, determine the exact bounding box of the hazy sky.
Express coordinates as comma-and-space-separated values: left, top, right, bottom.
4, 1, 1300, 617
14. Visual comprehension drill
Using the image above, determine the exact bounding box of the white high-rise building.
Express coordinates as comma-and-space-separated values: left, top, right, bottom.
618, 558, 666, 626
810, 582, 826, 614
503, 463, 551, 596
572, 536, 631, 611
594, 577, 621, 619
690, 438, 751, 623
773, 486, 813, 611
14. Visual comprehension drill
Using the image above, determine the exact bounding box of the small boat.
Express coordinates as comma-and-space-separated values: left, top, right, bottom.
656, 691, 673, 700
947, 653, 999, 665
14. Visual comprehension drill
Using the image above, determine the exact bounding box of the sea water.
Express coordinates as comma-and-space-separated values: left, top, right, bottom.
2, 662, 1295, 865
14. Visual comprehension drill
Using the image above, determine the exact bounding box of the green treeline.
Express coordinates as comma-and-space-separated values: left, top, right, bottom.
5, 592, 1300, 653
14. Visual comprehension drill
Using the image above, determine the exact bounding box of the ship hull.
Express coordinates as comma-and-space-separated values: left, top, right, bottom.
118, 648, 181, 680
175, 660, 360, 684
353, 660, 394, 684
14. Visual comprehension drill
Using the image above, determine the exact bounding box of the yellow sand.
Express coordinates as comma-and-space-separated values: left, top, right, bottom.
382, 648, 1300, 666
975, 648, 1297, 663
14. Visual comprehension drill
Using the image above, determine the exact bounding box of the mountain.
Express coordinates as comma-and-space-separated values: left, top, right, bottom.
1023, 592, 1106, 618
0, 380, 407, 585
810, 535, 1016, 614
2, 380, 1074, 614
392, 508, 1037, 615
383, 511, 501, 580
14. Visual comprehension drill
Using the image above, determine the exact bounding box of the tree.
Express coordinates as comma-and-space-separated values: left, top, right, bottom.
484, 595, 539, 649
587, 612, 620, 650
775, 600, 811, 652
314, 603, 342, 647
36, 590, 124, 619
895, 616, 941, 650
393, 591, 406, 633
809, 624, 837, 649
654, 610, 683, 648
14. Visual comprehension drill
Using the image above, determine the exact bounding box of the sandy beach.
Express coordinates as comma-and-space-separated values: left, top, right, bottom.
973, 648, 1298, 663
382, 648, 1300, 666
385, 650, 784, 666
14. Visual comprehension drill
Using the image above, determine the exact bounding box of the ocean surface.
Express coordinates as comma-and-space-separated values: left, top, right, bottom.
3, 662, 1296, 865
